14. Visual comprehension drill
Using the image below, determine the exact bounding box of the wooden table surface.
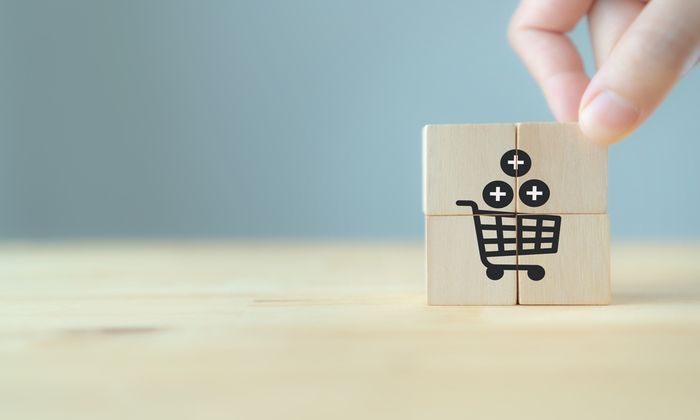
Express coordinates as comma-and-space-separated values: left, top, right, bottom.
2, 242, 700, 419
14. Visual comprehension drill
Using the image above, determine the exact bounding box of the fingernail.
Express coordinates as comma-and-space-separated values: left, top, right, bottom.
579, 90, 640, 143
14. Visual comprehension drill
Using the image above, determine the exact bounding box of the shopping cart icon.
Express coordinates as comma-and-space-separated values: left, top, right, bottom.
456, 200, 561, 281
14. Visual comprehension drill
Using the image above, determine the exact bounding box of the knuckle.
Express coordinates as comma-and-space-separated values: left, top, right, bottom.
507, 19, 521, 48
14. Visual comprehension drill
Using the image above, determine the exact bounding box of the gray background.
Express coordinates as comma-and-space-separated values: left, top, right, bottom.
1, 0, 698, 239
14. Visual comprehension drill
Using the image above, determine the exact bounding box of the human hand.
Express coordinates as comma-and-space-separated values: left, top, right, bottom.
509, 0, 700, 144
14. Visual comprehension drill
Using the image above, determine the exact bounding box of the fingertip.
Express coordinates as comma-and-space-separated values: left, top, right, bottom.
544, 71, 590, 122
578, 89, 641, 144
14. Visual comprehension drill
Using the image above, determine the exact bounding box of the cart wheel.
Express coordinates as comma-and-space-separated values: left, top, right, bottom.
486, 267, 504, 280
527, 266, 545, 281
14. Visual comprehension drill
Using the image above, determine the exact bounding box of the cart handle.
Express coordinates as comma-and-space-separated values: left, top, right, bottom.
455, 200, 478, 212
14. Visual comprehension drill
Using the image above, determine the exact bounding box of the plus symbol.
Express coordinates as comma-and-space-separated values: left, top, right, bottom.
490, 186, 507, 202
526, 185, 543, 201
508, 154, 524, 170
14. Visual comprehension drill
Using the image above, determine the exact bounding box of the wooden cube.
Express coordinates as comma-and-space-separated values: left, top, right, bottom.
426, 215, 517, 305
517, 214, 610, 305
424, 122, 610, 306
423, 124, 516, 215
515, 122, 607, 214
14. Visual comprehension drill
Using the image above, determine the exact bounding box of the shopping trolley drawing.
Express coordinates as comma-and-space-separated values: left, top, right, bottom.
456, 200, 561, 281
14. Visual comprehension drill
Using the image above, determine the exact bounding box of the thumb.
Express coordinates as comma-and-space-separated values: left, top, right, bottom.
579, 0, 700, 144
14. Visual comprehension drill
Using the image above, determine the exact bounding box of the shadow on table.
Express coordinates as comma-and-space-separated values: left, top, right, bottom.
614, 285, 700, 306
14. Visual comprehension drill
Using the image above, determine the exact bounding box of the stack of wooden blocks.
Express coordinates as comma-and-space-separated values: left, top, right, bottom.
423, 123, 610, 305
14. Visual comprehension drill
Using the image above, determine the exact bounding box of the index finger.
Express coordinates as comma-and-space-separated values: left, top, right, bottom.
508, 0, 594, 121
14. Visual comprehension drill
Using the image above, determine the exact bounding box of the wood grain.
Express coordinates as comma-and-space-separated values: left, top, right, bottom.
2, 242, 700, 420
423, 123, 516, 215
516, 122, 607, 214
426, 216, 517, 305
518, 214, 611, 305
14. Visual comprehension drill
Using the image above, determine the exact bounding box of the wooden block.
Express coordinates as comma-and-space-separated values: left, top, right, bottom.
426, 215, 517, 305
518, 214, 610, 305
516, 122, 607, 214
423, 124, 516, 215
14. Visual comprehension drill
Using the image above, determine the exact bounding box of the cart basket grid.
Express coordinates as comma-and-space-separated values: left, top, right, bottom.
455, 200, 562, 281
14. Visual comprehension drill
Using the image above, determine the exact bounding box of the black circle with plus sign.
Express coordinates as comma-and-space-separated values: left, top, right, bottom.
500, 149, 531, 177
482, 180, 514, 209
519, 179, 550, 207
